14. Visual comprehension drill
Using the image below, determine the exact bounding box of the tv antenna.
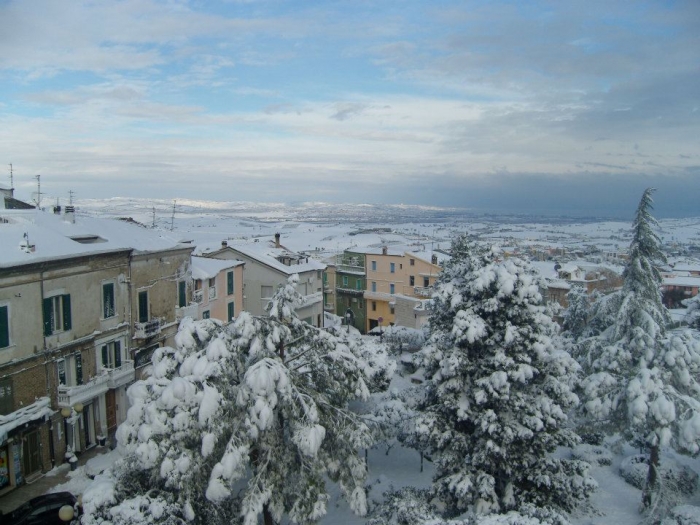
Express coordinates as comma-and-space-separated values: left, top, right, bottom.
170, 200, 176, 231
68, 190, 75, 206
152, 206, 156, 228
8, 164, 13, 189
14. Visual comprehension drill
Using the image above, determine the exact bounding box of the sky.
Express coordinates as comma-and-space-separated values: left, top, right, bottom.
0, 0, 698, 218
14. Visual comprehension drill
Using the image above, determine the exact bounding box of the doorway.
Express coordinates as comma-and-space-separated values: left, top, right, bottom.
22, 430, 41, 477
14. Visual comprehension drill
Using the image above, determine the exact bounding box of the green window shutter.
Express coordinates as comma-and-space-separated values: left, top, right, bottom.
62, 294, 72, 331
178, 281, 186, 308
101, 345, 108, 368
0, 306, 9, 348
103, 283, 115, 318
138, 291, 148, 323
115, 341, 122, 368
227, 302, 234, 321
227, 272, 234, 295
43, 298, 53, 336
75, 353, 83, 385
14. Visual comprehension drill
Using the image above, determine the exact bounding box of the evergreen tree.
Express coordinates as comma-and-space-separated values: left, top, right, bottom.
580, 189, 700, 512
81, 276, 374, 525
412, 237, 594, 518
561, 285, 589, 340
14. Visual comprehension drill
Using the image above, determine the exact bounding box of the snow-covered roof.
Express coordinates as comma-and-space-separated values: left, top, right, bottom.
547, 279, 571, 290
407, 250, 450, 266
228, 243, 325, 275
530, 261, 560, 279
191, 256, 243, 280
663, 276, 700, 288
673, 263, 700, 273
350, 247, 405, 257
0, 209, 188, 268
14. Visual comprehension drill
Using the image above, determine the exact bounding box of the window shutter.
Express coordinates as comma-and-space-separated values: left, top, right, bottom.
0, 306, 9, 348
43, 298, 53, 336
138, 291, 148, 323
227, 272, 234, 295
62, 294, 72, 331
102, 345, 109, 368
115, 341, 121, 368
228, 302, 234, 321
75, 353, 83, 385
103, 283, 115, 318
178, 281, 186, 308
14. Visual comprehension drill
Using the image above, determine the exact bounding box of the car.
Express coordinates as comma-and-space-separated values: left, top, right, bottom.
0, 491, 80, 525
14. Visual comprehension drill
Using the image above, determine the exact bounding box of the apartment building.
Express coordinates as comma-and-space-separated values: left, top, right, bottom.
205, 235, 326, 327
191, 256, 245, 322
0, 207, 192, 493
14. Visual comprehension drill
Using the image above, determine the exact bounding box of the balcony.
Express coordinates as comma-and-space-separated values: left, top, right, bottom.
208, 286, 217, 301
324, 303, 335, 312
193, 289, 204, 303
336, 264, 365, 275
58, 373, 109, 408
134, 318, 162, 339
299, 292, 323, 308
176, 303, 199, 321
414, 286, 434, 298
106, 360, 135, 389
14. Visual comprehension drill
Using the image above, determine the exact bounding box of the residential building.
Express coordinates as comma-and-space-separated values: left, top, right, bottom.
205, 235, 326, 327
191, 256, 244, 322
333, 251, 366, 332
0, 207, 192, 492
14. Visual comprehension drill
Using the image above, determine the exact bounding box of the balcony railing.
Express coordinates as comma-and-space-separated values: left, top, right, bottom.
208, 286, 217, 301
336, 264, 365, 275
193, 289, 204, 303
414, 286, 434, 298
324, 303, 335, 312
176, 303, 199, 321
134, 318, 162, 339
299, 292, 323, 308
58, 373, 109, 408
106, 360, 135, 389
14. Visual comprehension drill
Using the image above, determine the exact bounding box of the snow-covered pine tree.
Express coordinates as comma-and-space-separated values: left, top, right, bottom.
683, 294, 700, 329
561, 285, 590, 340
412, 236, 594, 518
81, 275, 374, 525
580, 189, 700, 511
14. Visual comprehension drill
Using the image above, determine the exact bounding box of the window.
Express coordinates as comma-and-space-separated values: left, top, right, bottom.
103, 283, 115, 319
371, 282, 377, 292
227, 271, 234, 295
323, 273, 328, 284
0, 305, 9, 348
390, 263, 395, 273
227, 302, 235, 321
390, 306, 395, 315
202, 310, 211, 319
400, 264, 403, 269
371, 261, 377, 271
343, 276, 348, 286
358, 300, 363, 310
43, 294, 71, 336
57, 353, 83, 387
138, 290, 148, 323
410, 259, 415, 266
178, 281, 187, 308
209, 277, 216, 288
261, 285, 273, 299
194, 280, 202, 291
101, 340, 122, 369
390, 284, 395, 294
410, 276, 415, 286
356, 280, 362, 290
317, 270, 322, 279
372, 301, 377, 311
424, 277, 430, 287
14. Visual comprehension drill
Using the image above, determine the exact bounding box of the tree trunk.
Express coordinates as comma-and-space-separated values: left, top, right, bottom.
642, 443, 660, 508
263, 506, 274, 525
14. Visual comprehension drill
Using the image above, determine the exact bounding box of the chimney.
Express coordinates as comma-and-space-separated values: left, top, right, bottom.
382, 246, 388, 255
64, 205, 75, 223
53, 205, 62, 215
221, 240, 228, 248
432, 254, 438, 265
275, 233, 281, 248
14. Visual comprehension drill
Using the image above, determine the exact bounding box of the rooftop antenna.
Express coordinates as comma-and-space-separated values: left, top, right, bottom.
170, 200, 176, 231
152, 206, 156, 228
33, 174, 43, 209
68, 190, 75, 206
8, 164, 13, 189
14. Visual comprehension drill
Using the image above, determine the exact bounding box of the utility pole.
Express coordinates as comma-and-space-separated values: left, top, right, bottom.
170, 200, 176, 231
33, 175, 43, 209
8, 164, 13, 189
152, 206, 156, 228
68, 190, 75, 206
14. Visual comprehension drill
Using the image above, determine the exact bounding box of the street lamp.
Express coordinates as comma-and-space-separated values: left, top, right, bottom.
345, 308, 354, 334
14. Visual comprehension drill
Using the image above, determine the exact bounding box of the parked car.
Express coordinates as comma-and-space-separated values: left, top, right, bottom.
0, 491, 79, 525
